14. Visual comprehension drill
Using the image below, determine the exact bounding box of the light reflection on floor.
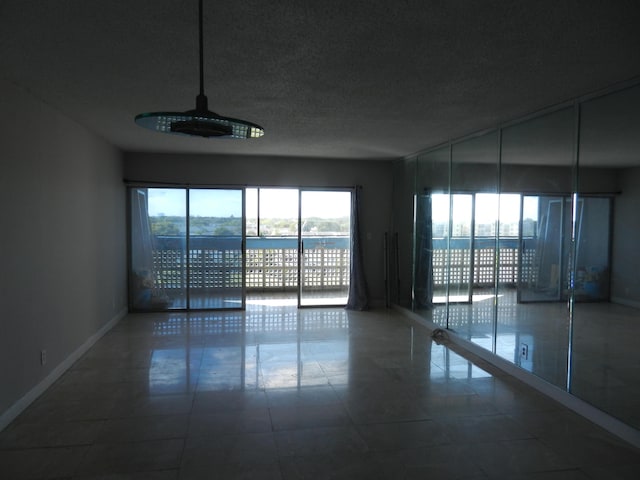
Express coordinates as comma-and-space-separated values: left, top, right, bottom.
417, 288, 640, 431
155, 290, 349, 310
1, 298, 639, 478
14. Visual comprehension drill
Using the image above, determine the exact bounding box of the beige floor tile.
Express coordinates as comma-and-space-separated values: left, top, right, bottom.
1, 297, 639, 479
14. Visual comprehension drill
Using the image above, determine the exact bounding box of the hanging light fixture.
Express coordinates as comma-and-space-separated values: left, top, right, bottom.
135, 0, 264, 139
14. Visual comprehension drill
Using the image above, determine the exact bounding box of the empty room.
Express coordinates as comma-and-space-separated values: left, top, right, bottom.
2, 1, 640, 478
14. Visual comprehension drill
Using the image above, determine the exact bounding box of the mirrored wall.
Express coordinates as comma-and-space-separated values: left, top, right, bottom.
406, 81, 640, 431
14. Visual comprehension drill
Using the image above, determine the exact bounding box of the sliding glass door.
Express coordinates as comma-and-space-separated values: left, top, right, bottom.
518, 195, 569, 303
130, 185, 361, 310
299, 189, 352, 307
129, 187, 245, 311
449, 193, 474, 303
429, 193, 476, 305
130, 188, 187, 310
188, 188, 244, 309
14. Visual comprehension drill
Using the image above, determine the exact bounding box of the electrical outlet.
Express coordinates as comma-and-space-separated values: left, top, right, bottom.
40, 349, 47, 366
520, 343, 528, 360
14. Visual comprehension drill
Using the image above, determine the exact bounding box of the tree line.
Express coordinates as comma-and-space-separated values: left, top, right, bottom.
150, 216, 349, 236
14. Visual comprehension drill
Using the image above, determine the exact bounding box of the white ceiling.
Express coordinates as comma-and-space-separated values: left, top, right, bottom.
1, 1, 640, 160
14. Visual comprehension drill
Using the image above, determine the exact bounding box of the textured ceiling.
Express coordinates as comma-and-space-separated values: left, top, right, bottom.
1, 0, 640, 160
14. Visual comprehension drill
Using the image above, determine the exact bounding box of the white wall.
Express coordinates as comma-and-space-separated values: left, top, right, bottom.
0, 79, 127, 425
123, 152, 394, 306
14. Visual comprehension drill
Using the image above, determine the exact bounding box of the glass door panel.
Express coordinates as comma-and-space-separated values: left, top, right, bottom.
519, 195, 566, 302
497, 193, 521, 294
299, 190, 351, 307
430, 193, 450, 304
573, 197, 611, 302
188, 189, 245, 310
129, 188, 187, 311
448, 194, 473, 303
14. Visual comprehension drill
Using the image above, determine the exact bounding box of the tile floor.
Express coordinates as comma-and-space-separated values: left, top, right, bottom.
1, 299, 640, 479
419, 288, 640, 431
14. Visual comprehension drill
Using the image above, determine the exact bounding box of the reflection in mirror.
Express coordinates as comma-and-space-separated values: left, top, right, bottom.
414, 147, 449, 327
571, 83, 640, 430
392, 158, 417, 307
430, 343, 492, 380
448, 131, 499, 351
518, 195, 572, 303
498, 107, 576, 389
406, 82, 640, 435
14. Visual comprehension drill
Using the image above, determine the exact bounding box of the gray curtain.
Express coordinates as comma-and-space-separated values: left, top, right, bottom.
414, 190, 433, 309
346, 186, 370, 310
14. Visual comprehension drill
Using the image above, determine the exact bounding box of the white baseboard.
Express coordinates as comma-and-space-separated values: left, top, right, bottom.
392, 304, 640, 450
0, 308, 127, 432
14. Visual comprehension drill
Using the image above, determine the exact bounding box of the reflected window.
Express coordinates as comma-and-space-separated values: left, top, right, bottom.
475, 194, 498, 237
522, 197, 539, 238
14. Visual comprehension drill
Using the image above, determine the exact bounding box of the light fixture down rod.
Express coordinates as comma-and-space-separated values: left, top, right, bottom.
198, 0, 204, 98
134, 0, 264, 138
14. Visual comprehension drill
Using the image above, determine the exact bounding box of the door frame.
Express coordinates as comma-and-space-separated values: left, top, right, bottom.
187, 187, 246, 311
297, 188, 353, 308
127, 185, 247, 312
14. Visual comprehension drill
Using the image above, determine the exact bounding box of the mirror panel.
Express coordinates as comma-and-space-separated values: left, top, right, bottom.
403, 81, 640, 434
449, 131, 499, 350
571, 84, 640, 429
392, 158, 417, 307
414, 147, 450, 327
498, 107, 576, 389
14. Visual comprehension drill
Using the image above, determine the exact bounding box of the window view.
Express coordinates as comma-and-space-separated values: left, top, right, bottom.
402, 83, 640, 439
246, 188, 352, 306
299, 190, 352, 306
429, 193, 523, 305
246, 188, 299, 237
130, 186, 352, 311
245, 188, 350, 237
129, 188, 244, 311
414, 154, 615, 398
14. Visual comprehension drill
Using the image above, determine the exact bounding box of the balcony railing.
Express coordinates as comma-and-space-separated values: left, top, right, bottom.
149, 236, 533, 295
144, 235, 611, 305
432, 238, 529, 287
151, 236, 350, 292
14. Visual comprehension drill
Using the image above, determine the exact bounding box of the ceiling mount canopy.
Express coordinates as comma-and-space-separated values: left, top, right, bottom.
135, 0, 264, 139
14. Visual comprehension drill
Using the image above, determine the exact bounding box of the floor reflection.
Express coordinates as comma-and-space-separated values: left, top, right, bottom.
2, 298, 639, 478
148, 298, 351, 395
416, 288, 640, 430
430, 345, 492, 380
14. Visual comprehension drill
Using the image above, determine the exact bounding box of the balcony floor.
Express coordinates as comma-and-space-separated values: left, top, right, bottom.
150, 289, 349, 310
